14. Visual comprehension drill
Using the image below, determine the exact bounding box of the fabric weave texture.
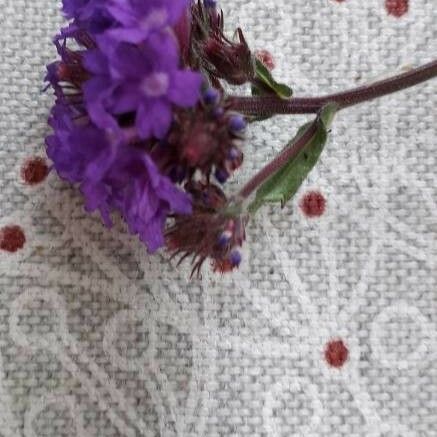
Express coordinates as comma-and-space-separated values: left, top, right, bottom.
0, 0, 436, 436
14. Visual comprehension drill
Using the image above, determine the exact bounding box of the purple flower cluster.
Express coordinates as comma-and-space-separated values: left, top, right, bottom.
46, 0, 203, 251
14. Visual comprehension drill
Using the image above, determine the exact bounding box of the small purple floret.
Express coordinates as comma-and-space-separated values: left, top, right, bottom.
83, 33, 202, 139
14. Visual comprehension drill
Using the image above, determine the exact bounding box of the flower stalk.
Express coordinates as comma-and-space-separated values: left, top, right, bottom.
229, 60, 437, 117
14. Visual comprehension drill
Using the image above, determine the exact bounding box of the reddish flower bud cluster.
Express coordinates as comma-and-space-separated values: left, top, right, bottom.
158, 88, 245, 185
189, 0, 254, 86
166, 181, 247, 277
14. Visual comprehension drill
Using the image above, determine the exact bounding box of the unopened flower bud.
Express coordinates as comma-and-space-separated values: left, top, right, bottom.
203, 88, 220, 105
227, 147, 241, 160
215, 167, 229, 183
229, 115, 246, 132
204, 0, 217, 9
218, 230, 232, 247
229, 250, 242, 267
201, 29, 254, 85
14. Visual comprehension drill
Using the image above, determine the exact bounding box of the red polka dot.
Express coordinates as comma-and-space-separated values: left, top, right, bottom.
299, 191, 326, 217
385, 0, 409, 17
255, 49, 275, 71
325, 339, 349, 368
21, 157, 49, 185
0, 225, 26, 253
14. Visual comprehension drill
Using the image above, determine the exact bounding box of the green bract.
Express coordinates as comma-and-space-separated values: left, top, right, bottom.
252, 58, 293, 99
249, 103, 338, 213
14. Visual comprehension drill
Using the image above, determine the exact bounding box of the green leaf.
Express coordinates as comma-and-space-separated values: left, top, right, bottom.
253, 58, 293, 99
248, 103, 338, 213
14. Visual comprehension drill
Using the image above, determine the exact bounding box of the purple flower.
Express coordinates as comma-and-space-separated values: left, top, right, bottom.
83, 32, 202, 139
106, 0, 189, 43
46, 105, 95, 183
118, 153, 192, 251
82, 148, 192, 251
46, 104, 116, 223
46, 104, 192, 251
62, 0, 110, 21
62, 0, 115, 34
46, 0, 209, 253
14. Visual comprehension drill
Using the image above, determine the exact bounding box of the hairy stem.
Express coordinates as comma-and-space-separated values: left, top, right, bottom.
230, 60, 437, 116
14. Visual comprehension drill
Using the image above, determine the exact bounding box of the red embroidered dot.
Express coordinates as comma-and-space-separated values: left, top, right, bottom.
299, 191, 326, 217
21, 157, 49, 185
385, 0, 409, 17
255, 49, 275, 71
325, 339, 349, 368
0, 225, 26, 253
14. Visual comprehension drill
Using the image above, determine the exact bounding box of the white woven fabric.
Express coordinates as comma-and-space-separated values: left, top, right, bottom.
0, 0, 436, 436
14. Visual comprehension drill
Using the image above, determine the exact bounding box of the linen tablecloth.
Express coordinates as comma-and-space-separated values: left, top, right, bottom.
0, 0, 436, 435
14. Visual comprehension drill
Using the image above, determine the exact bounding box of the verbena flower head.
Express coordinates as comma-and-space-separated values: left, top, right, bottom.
46, 0, 249, 270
